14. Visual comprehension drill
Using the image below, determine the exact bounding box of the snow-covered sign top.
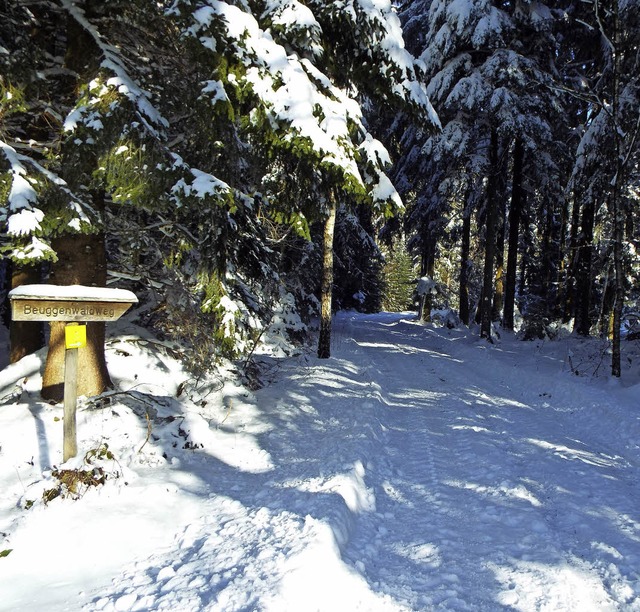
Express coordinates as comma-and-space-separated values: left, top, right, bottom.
9, 284, 137, 302
9, 284, 137, 322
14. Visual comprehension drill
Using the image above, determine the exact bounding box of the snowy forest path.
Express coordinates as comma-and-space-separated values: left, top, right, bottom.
10, 311, 640, 612
325, 312, 640, 610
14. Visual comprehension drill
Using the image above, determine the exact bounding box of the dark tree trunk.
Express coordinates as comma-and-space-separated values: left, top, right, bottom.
491, 201, 505, 322
598, 263, 615, 337
9, 263, 45, 363
611, 155, 625, 376
612, 222, 624, 377
459, 205, 471, 326
518, 204, 530, 299
317, 197, 337, 359
610, 4, 625, 378
503, 137, 524, 331
480, 129, 499, 340
41, 226, 112, 401
419, 234, 436, 322
573, 196, 596, 336
539, 198, 555, 310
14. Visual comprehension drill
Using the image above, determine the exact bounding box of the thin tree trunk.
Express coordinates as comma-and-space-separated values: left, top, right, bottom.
562, 194, 582, 323
459, 205, 471, 325
612, 251, 623, 376
503, 138, 524, 331
610, 1, 624, 378
555, 196, 570, 320
611, 152, 624, 378
9, 263, 44, 363
598, 263, 615, 337
480, 128, 499, 340
317, 196, 337, 359
492, 201, 505, 322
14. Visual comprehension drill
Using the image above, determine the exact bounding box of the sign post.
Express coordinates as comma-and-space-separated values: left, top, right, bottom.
9, 285, 137, 461
62, 323, 85, 461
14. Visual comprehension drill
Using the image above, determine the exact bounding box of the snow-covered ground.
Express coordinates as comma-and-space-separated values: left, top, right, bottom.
1, 311, 640, 611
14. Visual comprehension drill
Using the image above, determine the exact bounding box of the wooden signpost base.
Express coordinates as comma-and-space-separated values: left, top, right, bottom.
63, 342, 79, 462
9, 285, 137, 462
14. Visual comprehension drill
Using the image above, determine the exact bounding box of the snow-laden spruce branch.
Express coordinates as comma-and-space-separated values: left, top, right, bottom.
59, 0, 169, 138
180, 0, 430, 212
0, 139, 95, 261
59, 1, 236, 211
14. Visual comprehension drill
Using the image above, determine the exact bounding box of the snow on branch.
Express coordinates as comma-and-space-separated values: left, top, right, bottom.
186, 2, 366, 185
171, 165, 232, 207
183, 0, 408, 200
0, 139, 97, 261
354, 0, 439, 125
59, 0, 169, 138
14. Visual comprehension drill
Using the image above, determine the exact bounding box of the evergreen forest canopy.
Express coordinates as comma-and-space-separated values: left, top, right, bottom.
1, 0, 639, 379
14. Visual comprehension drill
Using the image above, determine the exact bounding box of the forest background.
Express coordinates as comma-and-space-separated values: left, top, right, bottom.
1, 0, 639, 387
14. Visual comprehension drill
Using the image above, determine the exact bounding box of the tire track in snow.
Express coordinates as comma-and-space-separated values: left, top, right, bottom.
333, 313, 640, 611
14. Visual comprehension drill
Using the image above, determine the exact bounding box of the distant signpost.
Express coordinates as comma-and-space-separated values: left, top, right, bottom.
9, 285, 138, 461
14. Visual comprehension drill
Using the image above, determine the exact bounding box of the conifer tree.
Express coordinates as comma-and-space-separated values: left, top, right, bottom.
395, 0, 567, 338
1, 0, 438, 376
562, 0, 640, 375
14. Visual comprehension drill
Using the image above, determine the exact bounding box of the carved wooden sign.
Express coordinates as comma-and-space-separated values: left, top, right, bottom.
9, 284, 138, 322
9, 284, 138, 461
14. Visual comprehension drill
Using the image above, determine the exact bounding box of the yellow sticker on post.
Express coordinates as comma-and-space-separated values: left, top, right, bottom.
65, 323, 87, 349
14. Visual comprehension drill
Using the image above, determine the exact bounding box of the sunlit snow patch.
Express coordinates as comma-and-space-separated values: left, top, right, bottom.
444, 479, 542, 507
490, 558, 617, 611
266, 516, 408, 612
279, 460, 376, 514
525, 438, 623, 468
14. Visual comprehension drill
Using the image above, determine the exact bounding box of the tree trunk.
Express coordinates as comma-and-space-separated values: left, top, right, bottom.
419, 234, 436, 322
491, 201, 505, 322
317, 197, 337, 359
598, 263, 615, 338
611, 259, 623, 377
480, 128, 499, 340
562, 193, 582, 323
41, 229, 112, 401
503, 137, 524, 331
539, 197, 554, 310
611, 152, 624, 378
40, 16, 111, 401
459, 205, 471, 326
9, 263, 45, 363
518, 204, 530, 299
573, 195, 596, 336
610, 2, 624, 378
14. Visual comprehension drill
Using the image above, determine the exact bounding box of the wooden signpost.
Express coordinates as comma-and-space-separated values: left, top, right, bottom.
9, 285, 138, 462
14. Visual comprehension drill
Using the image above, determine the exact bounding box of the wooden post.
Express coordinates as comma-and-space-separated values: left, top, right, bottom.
63, 339, 79, 461
62, 322, 86, 460
8, 284, 138, 462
